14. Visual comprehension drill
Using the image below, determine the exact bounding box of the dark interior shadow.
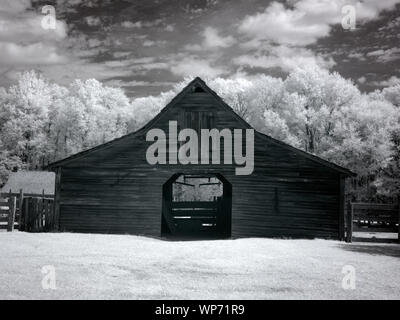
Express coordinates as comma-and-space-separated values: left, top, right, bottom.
161, 235, 230, 242
339, 243, 400, 258
352, 236, 399, 244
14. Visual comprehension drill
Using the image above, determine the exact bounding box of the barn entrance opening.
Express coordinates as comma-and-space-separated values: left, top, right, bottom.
161, 173, 232, 239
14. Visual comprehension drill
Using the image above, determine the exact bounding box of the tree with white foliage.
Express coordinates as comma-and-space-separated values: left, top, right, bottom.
0, 68, 399, 201
0, 71, 53, 169
0, 71, 139, 186
206, 66, 399, 200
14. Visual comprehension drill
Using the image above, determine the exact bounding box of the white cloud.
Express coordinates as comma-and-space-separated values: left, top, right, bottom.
165, 24, 175, 32
142, 39, 167, 47
238, 0, 400, 46
185, 27, 235, 51
87, 38, 103, 48
234, 0, 399, 76
0, 57, 135, 88
103, 57, 169, 71
85, 16, 101, 26
0, 11, 67, 43
0, 42, 68, 65
367, 49, 385, 56
357, 76, 366, 84
121, 21, 142, 28
36, 60, 134, 85
143, 40, 155, 47
239, 2, 330, 46
171, 57, 226, 78
372, 76, 400, 87
130, 57, 156, 64
367, 47, 400, 62
0, 0, 31, 14
113, 51, 131, 58
184, 44, 203, 51
0, 0, 68, 69
121, 19, 163, 29
105, 79, 174, 87
131, 62, 169, 71
348, 52, 366, 61
233, 45, 336, 72
203, 27, 236, 48
104, 60, 132, 68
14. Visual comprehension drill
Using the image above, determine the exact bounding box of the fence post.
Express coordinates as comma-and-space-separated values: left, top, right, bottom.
24, 198, 28, 231
36, 197, 40, 231
18, 189, 24, 231
7, 192, 16, 232
40, 190, 45, 231
339, 175, 345, 241
346, 201, 353, 243
53, 167, 61, 231
47, 200, 51, 231
398, 195, 400, 244
31, 198, 37, 232
44, 199, 49, 231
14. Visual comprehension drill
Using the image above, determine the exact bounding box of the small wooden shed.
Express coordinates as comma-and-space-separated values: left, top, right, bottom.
46, 77, 355, 239
0, 171, 55, 196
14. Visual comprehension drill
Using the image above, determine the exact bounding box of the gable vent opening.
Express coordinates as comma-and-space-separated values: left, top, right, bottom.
193, 85, 205, 93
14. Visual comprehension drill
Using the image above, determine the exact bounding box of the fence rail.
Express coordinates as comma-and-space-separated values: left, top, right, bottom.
346, 201, 400, 243
0, 190, 55, 232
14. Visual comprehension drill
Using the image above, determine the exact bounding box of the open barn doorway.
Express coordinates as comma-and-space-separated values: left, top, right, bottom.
161, 173, 232, 239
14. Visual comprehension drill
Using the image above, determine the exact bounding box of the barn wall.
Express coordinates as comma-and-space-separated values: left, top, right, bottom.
229, 135, 340, 239
57, 90, 341, 239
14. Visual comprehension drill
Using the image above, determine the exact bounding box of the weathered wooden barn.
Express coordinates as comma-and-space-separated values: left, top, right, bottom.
46, 77, 355, 240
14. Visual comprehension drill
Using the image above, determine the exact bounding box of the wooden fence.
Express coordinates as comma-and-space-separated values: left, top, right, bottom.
0, 193, 18, 231
0, 190, 55, 232
346, 201, 400, 243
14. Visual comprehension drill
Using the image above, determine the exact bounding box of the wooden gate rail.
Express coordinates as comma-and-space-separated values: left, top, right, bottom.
167, 200, 219, 236
346, 201, 400, 243
0, 189, 55, 232
0, 192, 18, 231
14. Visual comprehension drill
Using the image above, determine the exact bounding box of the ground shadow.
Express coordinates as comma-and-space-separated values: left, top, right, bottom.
352, 236, 399, 244
339, 243, 400, 258
161, 235, 230, 242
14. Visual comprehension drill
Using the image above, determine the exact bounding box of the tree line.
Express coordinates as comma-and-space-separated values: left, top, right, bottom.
0, 67, 399, 201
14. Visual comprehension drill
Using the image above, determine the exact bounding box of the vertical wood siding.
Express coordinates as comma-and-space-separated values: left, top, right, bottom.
56, 90, 342, 239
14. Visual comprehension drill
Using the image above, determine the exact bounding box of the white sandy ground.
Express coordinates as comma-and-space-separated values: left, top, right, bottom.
0, 232, 399, 299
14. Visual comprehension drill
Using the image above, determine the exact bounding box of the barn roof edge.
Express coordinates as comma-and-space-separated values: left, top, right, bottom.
44, 77, 356, 177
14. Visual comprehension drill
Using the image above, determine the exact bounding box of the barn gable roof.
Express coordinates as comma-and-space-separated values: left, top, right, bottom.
45, 77, 356, 176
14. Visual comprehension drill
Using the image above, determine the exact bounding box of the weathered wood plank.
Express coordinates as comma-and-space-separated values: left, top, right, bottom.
346, 202, 353, 243
24, 197, 29, 231
17, 189, 23, 230
352, 203, 397, 211
53, 167, 61, 231
338, 175, 345, 240
398, 197, 400, 243
7, 195, 16, 232
170, 201, 218, 208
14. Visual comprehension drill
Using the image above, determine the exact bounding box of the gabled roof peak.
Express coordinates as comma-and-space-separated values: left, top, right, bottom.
45, 76, 355, 176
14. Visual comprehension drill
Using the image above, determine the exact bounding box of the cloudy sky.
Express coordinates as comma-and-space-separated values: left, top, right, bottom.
1, 0, 399, 97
